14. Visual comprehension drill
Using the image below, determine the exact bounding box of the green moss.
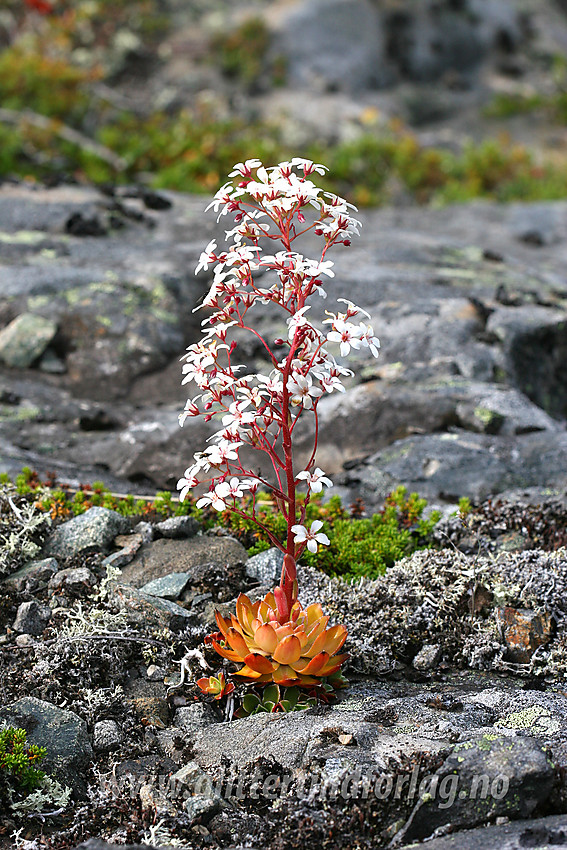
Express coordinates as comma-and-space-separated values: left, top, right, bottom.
214, 487, 440, 580
0, 405, 40, 422
0, 44, 98, 122
5, 470, 442, 580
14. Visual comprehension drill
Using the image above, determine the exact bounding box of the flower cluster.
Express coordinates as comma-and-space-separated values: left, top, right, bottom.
179, 159, 379, 697
178, 158, 380, 588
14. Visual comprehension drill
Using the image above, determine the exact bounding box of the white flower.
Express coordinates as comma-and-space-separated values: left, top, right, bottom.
296, 467, 333, 493
177, 470, 199, 501
221, 400, 257, 429
337, 298, 370, 319
286, 306, 313, 341
287, 374, 323, 409
257, 372, 284, 396
204, 440, 242, 465
326, 319, 363, 357
290, 157, 328, 175
358, 322, 381, 357
195, 240, 217, 275
291, 520, 330, 554
218, 477, 248, 499
228, 158, 262, 177
196, 482, 229, 511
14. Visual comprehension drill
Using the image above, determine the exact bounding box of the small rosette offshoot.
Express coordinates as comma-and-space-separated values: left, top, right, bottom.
195, 671, 235, 701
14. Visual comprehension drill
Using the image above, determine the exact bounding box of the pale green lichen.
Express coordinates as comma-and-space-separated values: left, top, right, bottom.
0, 230, 47, 245
26, 295, 51, 310
0, 486, 50, 576
0, 405, 40, 422
10, 774, 72, 814
496, 706, 560, 735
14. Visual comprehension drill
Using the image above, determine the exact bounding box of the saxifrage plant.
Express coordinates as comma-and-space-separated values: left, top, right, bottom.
177, 158, 380, 702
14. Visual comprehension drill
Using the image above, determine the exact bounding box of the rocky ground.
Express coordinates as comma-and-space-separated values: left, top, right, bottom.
1, 492, 567, 850
2, 1, 567, 848
1, 182, 567, 506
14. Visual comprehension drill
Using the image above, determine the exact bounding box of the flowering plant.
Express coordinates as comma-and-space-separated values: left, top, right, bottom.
178, 158, 379, 694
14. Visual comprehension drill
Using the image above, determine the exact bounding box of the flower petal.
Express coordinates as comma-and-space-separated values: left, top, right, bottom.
272, 664, 300, 686
305, 603, 325, 626
215, 610, 232, 639
290, 651, 330, 675
317, 653, 349, 677
232, 665, 264, 680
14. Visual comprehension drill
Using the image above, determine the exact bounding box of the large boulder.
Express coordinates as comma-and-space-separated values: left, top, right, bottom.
0, 697, 93, 799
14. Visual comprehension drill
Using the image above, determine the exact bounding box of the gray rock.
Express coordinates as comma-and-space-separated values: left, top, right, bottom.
93, 719, 122, 752
395, 813, 567, 850
171, 760, 217, 795
117, 535, 247, 601
278, 0, 387, 92
183, 793, 221, 823
412, 644, 441, 672
245, 547, 284, 585
48, 566, 97, 595
12, 599, 52, 635
44, 506, 130, 560
154, 515, 200, 539
140, 572, 193, 600
113, 583, 194, 631
395, 735, 555, 844
173, 702, 217, 734
101, 531, 145, 570
341, 429, 567, 509
508, 202, 566, 246
383, 0, 522, 85
0, 696, 93, 799
0, 312, 57, 368
2, 557, 58, 591
487, 305, 567, 420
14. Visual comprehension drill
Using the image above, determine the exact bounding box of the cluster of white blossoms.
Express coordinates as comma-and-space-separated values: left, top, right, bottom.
178, 159, 380, 556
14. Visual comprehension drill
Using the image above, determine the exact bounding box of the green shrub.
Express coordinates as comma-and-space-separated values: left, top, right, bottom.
0, 726, 46, 794
216, 486, 441, 580
210, 17, 272, 88
0, 45, 99, 122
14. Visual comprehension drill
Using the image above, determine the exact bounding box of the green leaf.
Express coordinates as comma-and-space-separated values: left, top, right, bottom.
282, 686, 299, 708
263, 684, 280, 705
242, 694, 261, 714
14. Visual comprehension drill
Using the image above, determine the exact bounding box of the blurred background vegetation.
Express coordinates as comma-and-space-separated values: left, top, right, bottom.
2, 0, 567, 206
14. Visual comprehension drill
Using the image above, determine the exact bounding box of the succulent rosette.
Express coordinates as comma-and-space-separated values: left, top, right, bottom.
210, 590, 348, 687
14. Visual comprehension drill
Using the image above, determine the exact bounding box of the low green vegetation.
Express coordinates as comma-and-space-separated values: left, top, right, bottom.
0, 467, 194, 520
0, 726, 46, 795
2, 469, 441, 580
210, 16, 283, 90
217, 485, 441, 580
2, 2, 567, 206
